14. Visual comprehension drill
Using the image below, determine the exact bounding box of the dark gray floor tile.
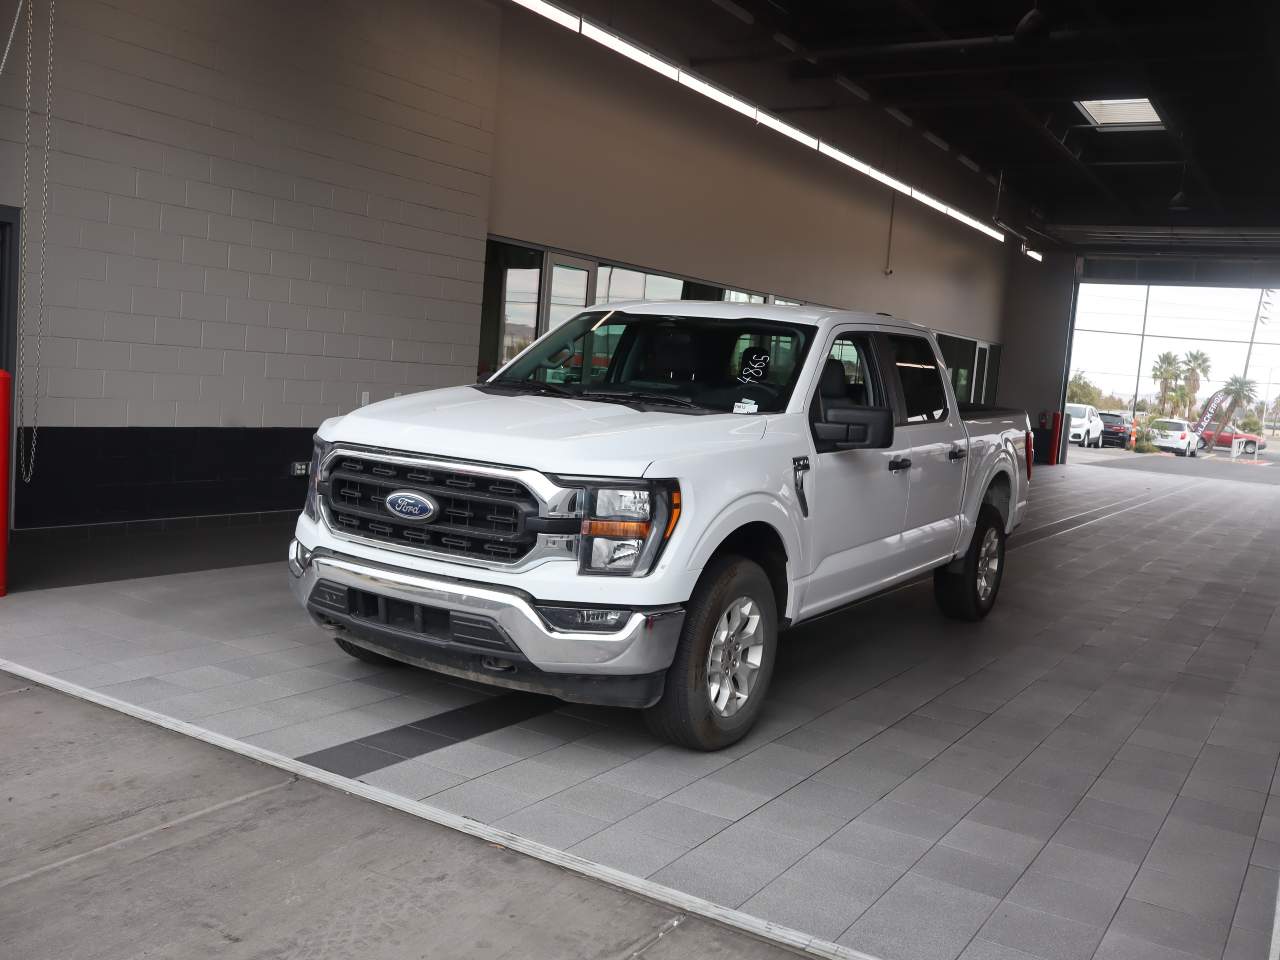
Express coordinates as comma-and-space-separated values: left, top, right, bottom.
912, 844, 1023, 898
1231, 865, 1278, 933
297, 740, 401, 778
1052, 817, 1153, 865
858, 798, 964, 842
1222, 925, 1270, 960
1007, 869, 1124, 926
823, 819, 935, 869
1030, 842, 1140, 893
1168, 795, 1262, 836
840, 872, 999, 960
567, 822, 690, 878
941, 819, 1046, 869
1127, 864, 1242, 924
980, 902, 1105, 960
1093, 930, 1208, 960
357, 724, 455, 759
615, 800, 731, 847
1110, 898, 1230, 960
1072, 796, 1167, 840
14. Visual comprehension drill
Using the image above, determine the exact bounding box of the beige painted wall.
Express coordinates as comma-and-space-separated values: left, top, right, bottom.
490, 13, 1009, 344
0, 0, 499, 428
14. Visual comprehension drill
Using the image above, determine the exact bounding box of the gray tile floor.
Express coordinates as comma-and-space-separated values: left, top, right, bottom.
2, 459, 1277, 960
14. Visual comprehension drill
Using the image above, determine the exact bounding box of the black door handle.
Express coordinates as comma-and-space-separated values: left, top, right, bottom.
888, 457, 911, 472
948, 448, 967, 461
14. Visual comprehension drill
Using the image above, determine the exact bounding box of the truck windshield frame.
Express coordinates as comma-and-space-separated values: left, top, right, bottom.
486, 310, 818, 414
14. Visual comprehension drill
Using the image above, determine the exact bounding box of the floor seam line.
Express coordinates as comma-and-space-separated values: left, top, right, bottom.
0, 778, 295, 891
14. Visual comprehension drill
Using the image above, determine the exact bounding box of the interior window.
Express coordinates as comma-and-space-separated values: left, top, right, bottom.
825, 335, 877, 406
887, 334, 948, 423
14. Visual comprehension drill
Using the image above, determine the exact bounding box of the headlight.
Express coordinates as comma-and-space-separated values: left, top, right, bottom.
303, 436, 334, 520
577, 480, 680, 576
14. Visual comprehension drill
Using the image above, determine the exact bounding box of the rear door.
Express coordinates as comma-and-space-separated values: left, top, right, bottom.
800, 328, 912, 615
881, 332, 967, 571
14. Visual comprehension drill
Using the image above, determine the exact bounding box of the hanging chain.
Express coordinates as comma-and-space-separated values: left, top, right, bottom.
15, 0, 53, 484
0, 0, 23, 78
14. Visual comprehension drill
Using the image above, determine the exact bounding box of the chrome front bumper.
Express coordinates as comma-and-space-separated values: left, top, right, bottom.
287, 543, 684, 677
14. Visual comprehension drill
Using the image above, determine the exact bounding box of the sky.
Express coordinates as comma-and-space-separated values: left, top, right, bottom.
1071, 284, 1280, 410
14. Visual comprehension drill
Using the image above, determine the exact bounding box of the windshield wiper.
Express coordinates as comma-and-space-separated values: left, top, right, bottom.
580, 389, 704, 409
487, 379, 578, 398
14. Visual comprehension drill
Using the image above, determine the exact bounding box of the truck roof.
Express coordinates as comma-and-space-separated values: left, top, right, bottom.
594, 300, 931, 333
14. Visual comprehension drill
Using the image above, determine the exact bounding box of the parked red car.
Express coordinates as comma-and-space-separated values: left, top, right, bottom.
1199, 423, 1267, 453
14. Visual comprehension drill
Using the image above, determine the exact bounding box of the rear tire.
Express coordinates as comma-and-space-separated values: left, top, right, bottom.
934, 504, 1006, 622
335, 637, 402, 667
644, 556, 777, 751
1245, 441, 1257, 454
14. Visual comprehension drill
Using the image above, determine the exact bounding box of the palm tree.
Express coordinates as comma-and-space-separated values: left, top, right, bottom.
1182, 350, 1211, 413
1170, 384, 1191, 420
1151, 352, 1182, 414
1210, 375, 1259, 445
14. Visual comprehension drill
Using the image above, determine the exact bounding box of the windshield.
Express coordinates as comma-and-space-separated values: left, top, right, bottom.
1150, 420, 1184, 432
489, 311, 817, 414
1065, 404, 1087, 419
1099, 413, 1125, 425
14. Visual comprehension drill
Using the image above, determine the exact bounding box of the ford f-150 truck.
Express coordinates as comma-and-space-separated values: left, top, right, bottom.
289, 302, 1032, 749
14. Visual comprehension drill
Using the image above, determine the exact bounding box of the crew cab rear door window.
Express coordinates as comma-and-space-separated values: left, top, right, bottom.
884, 334, 948, 423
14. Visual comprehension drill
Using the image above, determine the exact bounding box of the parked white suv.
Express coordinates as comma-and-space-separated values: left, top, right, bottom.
1066, 403, 1103, 447
1149, 418, 1198, 457
289, 303, 1032, 749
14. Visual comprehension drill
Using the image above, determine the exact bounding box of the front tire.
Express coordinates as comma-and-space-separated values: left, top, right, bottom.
934, 504, 1006, 621
1245, 441, 1257, 454
644, 556, 777, 751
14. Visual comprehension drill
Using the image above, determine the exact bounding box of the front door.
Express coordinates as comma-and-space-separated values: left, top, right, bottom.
883, 332, 966, 571
800, 329, 912, 617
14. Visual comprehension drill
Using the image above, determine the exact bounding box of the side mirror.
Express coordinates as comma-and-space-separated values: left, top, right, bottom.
814, 405, 894, 451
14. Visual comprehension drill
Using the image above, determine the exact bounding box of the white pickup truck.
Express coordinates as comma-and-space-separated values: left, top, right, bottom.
289, 302, 1031, 749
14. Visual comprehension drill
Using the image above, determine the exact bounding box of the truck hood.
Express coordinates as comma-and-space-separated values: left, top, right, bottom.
323, 385, 768, 477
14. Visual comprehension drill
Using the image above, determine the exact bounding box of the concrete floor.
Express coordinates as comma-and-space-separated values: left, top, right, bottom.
1, 458, 1278, 960
0, 671, 794, 959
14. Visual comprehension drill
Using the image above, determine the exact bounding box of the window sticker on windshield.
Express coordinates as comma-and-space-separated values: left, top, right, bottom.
737, 348, 772, 386
733, 399, 759, 414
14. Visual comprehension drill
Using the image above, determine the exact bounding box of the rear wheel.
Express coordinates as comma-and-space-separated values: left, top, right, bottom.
934, 504, 1006, 621
1245, 440, 1257, 454
335, 637, 402, 667
645, 556, 777, 751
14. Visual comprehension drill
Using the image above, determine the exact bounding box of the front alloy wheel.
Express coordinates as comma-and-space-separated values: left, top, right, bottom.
705, 596, 766, 718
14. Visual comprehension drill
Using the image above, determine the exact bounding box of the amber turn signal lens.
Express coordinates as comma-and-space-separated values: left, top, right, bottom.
581, 519, 651, 538
664, 490, 681, 539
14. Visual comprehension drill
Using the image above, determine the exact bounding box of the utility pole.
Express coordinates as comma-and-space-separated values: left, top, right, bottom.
1242, 288, 1271, 381
1130, 286, 1151, 419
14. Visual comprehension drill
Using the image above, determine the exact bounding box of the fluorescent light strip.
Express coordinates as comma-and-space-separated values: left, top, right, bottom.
504, 0, 1005, 244
757, 111, 819, 149
1025, 248, 1043, 262
581, 21, 678, 80
818, 141, 870, 175
865, 165, 912, 196
910, 188, 948, 214
676, 71, 757, 120
510, 0, 579, 31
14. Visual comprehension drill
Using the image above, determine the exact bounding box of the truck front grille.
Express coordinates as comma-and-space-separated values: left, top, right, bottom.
322, 453, 540, 563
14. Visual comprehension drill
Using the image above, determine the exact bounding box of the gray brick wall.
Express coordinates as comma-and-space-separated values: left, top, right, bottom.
0, 0, 500, 428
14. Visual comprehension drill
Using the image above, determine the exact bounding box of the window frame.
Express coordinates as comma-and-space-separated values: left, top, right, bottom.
878, 332, 950, 426
806, 328, 891, 450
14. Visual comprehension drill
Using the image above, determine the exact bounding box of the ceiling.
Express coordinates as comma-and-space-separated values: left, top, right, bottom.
631, 0, 1280, 251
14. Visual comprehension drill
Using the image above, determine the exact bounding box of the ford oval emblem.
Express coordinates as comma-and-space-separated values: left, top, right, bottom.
384, 490, 438, 523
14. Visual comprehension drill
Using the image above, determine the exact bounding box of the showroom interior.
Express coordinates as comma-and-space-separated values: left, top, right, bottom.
1, 1, 1278, 958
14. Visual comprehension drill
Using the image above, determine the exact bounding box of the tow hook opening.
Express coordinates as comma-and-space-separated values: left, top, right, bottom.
481, 656, 517, 673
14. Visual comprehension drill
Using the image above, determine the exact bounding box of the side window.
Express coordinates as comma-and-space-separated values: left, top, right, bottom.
886, 334, 948, 424
814, 334, 880, 407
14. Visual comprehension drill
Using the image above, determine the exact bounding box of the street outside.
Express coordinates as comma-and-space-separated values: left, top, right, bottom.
1068, 441, 1280, 485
